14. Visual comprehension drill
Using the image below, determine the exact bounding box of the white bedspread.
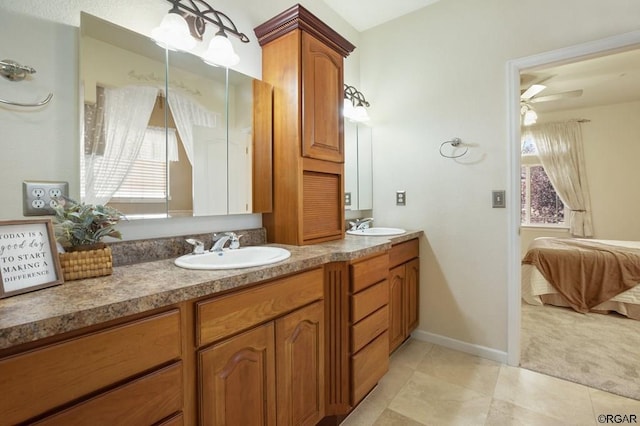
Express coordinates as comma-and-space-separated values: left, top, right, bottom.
521, 238, 640, 313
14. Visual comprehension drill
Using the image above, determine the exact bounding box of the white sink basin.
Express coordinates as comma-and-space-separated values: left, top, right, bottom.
175, 246, 291, 270
347, 227, 406, 236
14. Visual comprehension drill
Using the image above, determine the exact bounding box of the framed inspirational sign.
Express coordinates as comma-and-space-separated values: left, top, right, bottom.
0, 219, 64, 298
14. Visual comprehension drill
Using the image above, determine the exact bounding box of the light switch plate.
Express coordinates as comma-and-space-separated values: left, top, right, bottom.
492, 190, 506, 208
23, 181, 69, 216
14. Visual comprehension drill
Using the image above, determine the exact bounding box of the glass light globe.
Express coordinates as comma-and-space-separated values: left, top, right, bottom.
523, 109, 538, 126
343, 99, 355, 119
202, 34, 240, 67
151, 13, 196, 51
351, 105, 370, 122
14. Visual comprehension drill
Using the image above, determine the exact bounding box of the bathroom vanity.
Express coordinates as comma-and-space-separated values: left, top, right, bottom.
0, 231, 421, 425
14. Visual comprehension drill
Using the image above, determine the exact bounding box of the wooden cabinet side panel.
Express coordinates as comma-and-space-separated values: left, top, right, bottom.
199, 323, 276, 426
301, 32, 344, 163
253, 79, 274, 213
35, 362, 183, 426
0, 310, 182, 425
261, 30, 303, 244
388, 265, 405, 353
276, 301, 325, 426
324, 262, 351, 415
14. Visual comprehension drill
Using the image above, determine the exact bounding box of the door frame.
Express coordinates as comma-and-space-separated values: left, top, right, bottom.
506, 30, 640, 366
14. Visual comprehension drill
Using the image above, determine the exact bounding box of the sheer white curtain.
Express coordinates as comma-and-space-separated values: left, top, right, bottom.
523, 121, 594, 237
85, 85, 159, 205
167, 91, 219, 165
139, 126, 179, 163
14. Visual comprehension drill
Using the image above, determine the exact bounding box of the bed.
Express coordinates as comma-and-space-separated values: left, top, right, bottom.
521, 237, 640, 320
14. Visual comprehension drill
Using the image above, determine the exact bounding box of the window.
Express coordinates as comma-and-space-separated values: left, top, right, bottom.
521, 138, 566, 226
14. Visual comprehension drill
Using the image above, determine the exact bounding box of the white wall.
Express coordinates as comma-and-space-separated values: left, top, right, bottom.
0, 0, 360, 239
359, 0, 640, 352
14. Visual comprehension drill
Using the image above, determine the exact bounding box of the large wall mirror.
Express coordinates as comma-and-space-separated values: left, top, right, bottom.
344, 120, 373, 211
80, 12, 270, 219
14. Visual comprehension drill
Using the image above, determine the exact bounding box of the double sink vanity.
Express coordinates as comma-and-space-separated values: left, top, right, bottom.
0, 229, 421, 425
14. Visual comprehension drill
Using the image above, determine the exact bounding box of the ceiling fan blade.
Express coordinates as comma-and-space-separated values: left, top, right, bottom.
529, 89, 583, 103
521, 84, 546, 100
520, 73, 555, 90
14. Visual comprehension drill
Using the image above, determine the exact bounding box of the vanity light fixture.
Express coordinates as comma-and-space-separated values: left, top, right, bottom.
152, 0, 250, 67
344, 84, 371, 123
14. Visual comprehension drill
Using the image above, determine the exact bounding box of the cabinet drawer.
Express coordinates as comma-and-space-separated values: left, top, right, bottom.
35, 362, 183, 425
351, 305, 388, 354
351, 279, 389, 323
351, 331, 389, 404
350, 253, 389, 293
389, 239, 419, 268
0, 309, 181, 425
197, 268, 323, 346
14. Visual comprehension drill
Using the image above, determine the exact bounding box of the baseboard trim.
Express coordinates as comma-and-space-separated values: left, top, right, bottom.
411, 330, 508, 364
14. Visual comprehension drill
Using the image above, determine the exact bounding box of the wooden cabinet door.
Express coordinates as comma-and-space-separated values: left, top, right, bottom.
405, 258, 420, 334
199, 323, 276, 426
275, 301, 325, 426
302, 32, 344, 163
388, 264, 405, 353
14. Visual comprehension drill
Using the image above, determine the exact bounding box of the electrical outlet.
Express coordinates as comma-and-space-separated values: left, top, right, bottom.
32, 199, 46, 209
23, 181, 69, 216
32, 187, 46, 198
396, 190, 406, 206
49, 188, 63, 198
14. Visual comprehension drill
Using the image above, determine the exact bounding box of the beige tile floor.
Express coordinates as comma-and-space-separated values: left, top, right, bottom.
342, 339, 640, 425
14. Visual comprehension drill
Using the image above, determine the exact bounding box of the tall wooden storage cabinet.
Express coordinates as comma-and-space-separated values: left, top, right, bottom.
255, 5, 355, 245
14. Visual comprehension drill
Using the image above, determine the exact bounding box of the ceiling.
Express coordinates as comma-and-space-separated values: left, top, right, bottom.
522, 47, 640, 114
322, 0, 440, 32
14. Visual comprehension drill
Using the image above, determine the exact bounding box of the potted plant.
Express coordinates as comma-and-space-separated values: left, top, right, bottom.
52, 197, 124, 280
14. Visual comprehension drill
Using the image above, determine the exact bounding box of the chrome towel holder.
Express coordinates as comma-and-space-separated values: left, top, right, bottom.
0, 58, 53, 107
439, 137, 469, 159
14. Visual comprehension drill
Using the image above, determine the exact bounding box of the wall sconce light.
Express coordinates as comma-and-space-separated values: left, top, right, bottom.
520, 102, 537, 126
152, 0, 250, 67
344, 84, 370, 123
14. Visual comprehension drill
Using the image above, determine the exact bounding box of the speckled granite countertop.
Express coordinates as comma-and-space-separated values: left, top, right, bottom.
0, 231, 422, 350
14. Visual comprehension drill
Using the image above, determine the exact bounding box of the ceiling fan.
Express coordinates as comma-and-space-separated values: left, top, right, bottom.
520, 73, 583, 125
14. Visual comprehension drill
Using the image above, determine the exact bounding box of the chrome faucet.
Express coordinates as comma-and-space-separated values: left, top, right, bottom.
349, 217, 374, 231
185, 238, 205, 255
211, 232, 241, 252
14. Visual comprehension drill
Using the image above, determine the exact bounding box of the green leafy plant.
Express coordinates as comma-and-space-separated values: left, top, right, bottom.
53, 197, 124, 248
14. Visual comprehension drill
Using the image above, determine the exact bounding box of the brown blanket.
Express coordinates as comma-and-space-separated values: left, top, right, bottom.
522, 238, 640, 313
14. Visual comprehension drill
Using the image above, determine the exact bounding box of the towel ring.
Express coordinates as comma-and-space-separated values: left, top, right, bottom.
0, 59, 53, 107
0, 92, 53, 107
439, 137, 469, 159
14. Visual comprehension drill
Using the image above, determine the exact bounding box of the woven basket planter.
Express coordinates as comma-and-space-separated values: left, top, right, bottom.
59, 244, 113, 281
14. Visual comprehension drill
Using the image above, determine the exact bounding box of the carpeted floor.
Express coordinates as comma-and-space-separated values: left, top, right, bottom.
520, 302, 640, 401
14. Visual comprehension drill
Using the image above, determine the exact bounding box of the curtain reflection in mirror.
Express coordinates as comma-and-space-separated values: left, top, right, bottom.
84, 85, 158, 205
